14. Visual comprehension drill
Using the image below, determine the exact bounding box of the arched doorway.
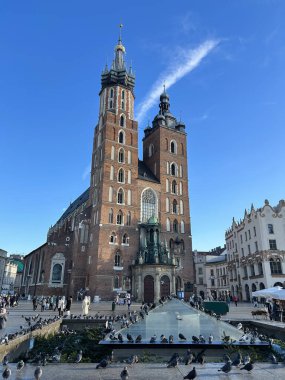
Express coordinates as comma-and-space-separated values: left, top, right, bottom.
245, 284, 250, 301
160, 275, 170, 298
144, 275, 154, 303
252, 283, 257, 292
274, 282, 282, 287
259, 282, 265, 290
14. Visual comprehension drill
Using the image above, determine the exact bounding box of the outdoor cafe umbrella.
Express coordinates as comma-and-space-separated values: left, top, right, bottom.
252, 286, 283, 298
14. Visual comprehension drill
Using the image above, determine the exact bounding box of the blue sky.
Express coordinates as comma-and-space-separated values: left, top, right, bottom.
1, 1, 285, 255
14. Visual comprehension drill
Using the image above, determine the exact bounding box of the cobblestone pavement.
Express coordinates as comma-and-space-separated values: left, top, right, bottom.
1, 362, 285, 380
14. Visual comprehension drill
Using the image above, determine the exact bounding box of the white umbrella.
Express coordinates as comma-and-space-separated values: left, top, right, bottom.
270, 289, 285, 301
252, 286, 282, 298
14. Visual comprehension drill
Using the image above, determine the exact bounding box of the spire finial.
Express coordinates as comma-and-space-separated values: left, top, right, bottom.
119, 23, 123, 43
163, 82, 166, 93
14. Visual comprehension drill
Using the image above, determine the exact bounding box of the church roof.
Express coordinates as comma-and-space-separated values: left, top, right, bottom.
138, 160, 160, 183
57, 188, 90, 224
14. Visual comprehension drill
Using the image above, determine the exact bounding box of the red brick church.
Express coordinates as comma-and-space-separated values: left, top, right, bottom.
21, 34, 194, 302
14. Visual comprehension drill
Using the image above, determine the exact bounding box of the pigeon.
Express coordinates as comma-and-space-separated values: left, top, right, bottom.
161, 335, 168, 343
75, 350, 82, 363
2, 356, 8, 366
127, 333, 134, 343
184, 349, 194, 365
240, 362, 254, 372
167, 353, 179, 364
169, 335, 174, 344
218, 360, 232, 373
167, 355, 179, 368
195, 349, 206, 365
96, 357, 109, 369
150, 334, 157, 343
199, 335, 205, 343
118, 333, 124, 343
2, 367, 11, 379
34, 366, 42, 380
237, 323, 243, 330
126, 355, 138, 365
208, 334, 213, 343
135, 335, 142, 343
183, 366, 197, 379
179, 333, 187, 341
120, 366, 129, 380
192, 335, 199, 343
16, 360, 24, 371
242, 354, 251, 365
269, 353, 278, 364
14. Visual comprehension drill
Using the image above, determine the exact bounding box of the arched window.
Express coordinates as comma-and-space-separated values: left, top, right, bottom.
166, 218, 170, 232
171, 163, 177, 176
109, 208, 113, 223
270, 258, 282, 274
117, 188, 124, 204
115, 251, 120, 266
169, 238, 174, 251
126, 211, 131, 226
149, 144, 154, 157
118, 130, 125, 144
170, 140, 177, 154
172, 180, 177, 194
180, 200, 184, 215
173, 219, 178, 233
141, 188, 157, 222
117, 210, 123, 225
110, 165, 114, 180
181, 220, 185, 233
114, 275, 120, 288
120, 114, 125, 127
166, 198, 170, 213
109, 87, 114, 109
118, 148, 125, 163
250, 264, 255, 276
121, 90, 125, 110
108, 186, 113, 202
118, 168, 124, 183
122, 233, 129, 245
173, 199, 178, 214
109, 232, 117, 244
52, 263, 62, 283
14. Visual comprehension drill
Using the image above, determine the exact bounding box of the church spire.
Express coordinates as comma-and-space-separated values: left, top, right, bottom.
114, 24, 126, 70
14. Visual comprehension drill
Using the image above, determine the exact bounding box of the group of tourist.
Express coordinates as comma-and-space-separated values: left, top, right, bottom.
266, 299, 284, 321
32, 295, 73, 316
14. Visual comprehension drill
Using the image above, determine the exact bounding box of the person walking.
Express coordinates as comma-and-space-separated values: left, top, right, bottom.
233, 295, 238, 307
82, 296, 90, 316
57, 297, 64, 317
65, 296, 72, 316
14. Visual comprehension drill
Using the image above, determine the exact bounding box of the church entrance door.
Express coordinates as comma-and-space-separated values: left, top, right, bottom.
160, 275, 170, 298
144, 275, 154, 303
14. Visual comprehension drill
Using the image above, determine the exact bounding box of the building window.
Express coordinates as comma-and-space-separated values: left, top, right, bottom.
166, 218, 170, 232
241, 247, 244, 257
240, 234, 243, 243
116, 210, 123, 225
172, 180, 177, 194
108, 186, 113, 202
268, 224, 274, 234
181, 220, 185, 233
269, 239, 277, 250
115, 252, 121, 267
149, 144, 154, 157
51, 264, 62, 283
180, 200, 184, 215
211, 279, 215, 286
248, 244, 251, 254
109, 232, 117, 244
118, 168, 125, 183
255, 241, 258, 252
141, 188, 157, 223
198, 267, 203, 275
109, 87, 114, 109
170, 163, 177, 176
114, 275, 120, 289
173, 219, 178, 233
126, 212, 131, 226
244, 266, 248, 277
258, 262, 263, 275
118, 148, 125, 163
120, 114, 125, 127
270, 258, 282, 274
122, 233, 129, 245
121, 90, 125, 110
117, 188, 124, 204
250, 264, 255, 276
118, 131, 124, 144
109, 209, 113, 223
248, 230, 251, 239
170, 140, 177, 154
173, 199, 178, 214
253, 226, 256, 236
245, 231, 247, 241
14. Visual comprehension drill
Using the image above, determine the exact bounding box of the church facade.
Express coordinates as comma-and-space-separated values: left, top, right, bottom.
21, 36, 194, 302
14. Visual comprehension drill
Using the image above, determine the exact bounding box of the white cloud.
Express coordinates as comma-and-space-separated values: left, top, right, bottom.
82, 164, 90, 181
136, 39, 220, 124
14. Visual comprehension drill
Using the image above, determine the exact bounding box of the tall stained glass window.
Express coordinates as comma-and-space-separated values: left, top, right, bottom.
141, 188, 157, 222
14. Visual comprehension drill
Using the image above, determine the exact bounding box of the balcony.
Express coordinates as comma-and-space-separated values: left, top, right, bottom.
249, 274, 264, 279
